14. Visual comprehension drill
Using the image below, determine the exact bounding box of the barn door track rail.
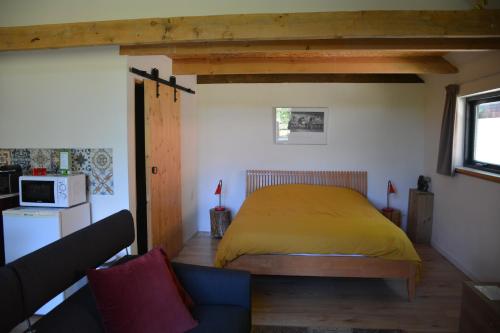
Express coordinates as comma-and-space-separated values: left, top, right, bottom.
129, 67, 195, 102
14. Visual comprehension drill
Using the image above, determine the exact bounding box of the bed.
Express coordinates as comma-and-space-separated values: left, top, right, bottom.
215, 170, 421, 300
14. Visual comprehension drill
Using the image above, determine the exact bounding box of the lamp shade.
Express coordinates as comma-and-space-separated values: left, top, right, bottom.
214, 180, 222, 195
387, 180, 396, 194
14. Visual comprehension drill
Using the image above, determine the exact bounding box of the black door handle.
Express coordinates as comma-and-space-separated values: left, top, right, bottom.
152, 166, 158, 174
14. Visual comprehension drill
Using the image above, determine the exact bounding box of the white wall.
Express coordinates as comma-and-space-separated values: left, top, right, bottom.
0, 0, 489, 26
0, 47, 199, 244
0, 46, 129, 222
196, 83, 426, 231
423, 51, 500, 281
177, 75, 199, 242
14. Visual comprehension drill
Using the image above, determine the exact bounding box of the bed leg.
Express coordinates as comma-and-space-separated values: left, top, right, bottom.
407, 275, 416, 301
407, 262, 417, 301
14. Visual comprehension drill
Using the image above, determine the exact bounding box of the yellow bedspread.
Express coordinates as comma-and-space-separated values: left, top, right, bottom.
215, 184, 421, 269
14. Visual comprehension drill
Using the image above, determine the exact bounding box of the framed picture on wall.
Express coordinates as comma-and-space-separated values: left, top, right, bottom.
274, 107, 329, 145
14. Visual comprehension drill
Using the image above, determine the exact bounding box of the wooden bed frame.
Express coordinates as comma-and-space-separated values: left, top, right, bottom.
226, 170, 418, 301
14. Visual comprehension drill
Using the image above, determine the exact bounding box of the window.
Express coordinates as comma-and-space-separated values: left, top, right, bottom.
464, 91, 500, 174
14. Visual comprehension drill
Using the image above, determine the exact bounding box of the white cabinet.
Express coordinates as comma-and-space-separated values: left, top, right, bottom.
2, 202, 91, 314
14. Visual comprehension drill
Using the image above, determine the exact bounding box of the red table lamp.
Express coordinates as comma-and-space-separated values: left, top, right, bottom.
214, 180, 225, 211
383, 180, 397, 212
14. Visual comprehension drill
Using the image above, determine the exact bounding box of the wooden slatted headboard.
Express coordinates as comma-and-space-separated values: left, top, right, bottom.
246, 170, 368, 197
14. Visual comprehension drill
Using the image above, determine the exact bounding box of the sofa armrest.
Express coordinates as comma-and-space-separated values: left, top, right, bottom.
171, 262, 251, 310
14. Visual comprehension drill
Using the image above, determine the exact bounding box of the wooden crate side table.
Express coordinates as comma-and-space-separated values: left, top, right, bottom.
459, 282, 500, 333
381, 208, 401, 228
210, 208, 232, 238
407, 189, 434, 243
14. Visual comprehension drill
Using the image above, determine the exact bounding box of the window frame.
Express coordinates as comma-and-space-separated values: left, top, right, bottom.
463, 90, 500, 175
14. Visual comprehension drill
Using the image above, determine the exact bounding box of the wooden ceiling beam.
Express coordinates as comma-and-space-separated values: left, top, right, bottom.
120, 38, 500, 57
123, 49, 449, 59
168, 51, 447, 59
2, 10, 500, 51
197, 74, 425, 84
172, 56, 458, 75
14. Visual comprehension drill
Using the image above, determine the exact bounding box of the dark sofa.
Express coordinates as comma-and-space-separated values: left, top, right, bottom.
0, 210, 251, 333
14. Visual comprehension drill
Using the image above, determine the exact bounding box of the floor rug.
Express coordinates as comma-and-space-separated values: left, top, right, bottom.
252, 326, 404, 333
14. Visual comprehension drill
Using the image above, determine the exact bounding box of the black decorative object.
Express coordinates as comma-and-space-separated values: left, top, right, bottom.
129, 67, 195, 103
417, 175, 431, 192
0, 165, 22, 194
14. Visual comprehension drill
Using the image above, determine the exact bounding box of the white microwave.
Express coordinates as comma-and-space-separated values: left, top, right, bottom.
19, 174, 87, 208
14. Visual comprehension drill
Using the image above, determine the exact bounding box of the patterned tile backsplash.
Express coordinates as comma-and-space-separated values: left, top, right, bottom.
0, 148, 114, 196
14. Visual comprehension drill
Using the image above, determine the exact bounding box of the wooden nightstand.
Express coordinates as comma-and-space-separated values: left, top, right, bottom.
381, 208, 401, 228
407, 189, 434, 243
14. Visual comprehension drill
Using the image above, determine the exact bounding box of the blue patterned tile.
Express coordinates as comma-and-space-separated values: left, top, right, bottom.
30, 149, 52, 171
3, 147, 114, 195
89, 149, 114, 195
0, 149, 11, 166
90, 169, 114, 195
11, 149, 31, 174
90, 149, 112, 174
50, 150, 60, 173
71, 148, 92, 173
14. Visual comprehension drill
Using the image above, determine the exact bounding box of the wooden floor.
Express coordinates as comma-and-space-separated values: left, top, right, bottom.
173, 232, 470, 333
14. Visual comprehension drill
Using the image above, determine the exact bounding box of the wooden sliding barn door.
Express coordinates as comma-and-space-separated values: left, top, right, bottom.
144, 80, 183, 258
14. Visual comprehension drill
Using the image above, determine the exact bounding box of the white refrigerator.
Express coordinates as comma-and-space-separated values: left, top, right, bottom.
2, 202, 91, 314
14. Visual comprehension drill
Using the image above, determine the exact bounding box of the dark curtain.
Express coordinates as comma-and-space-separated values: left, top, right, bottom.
436, 84, 460, 176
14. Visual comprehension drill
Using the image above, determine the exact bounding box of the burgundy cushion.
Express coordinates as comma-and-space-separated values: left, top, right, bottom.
87, 248, 198, 333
